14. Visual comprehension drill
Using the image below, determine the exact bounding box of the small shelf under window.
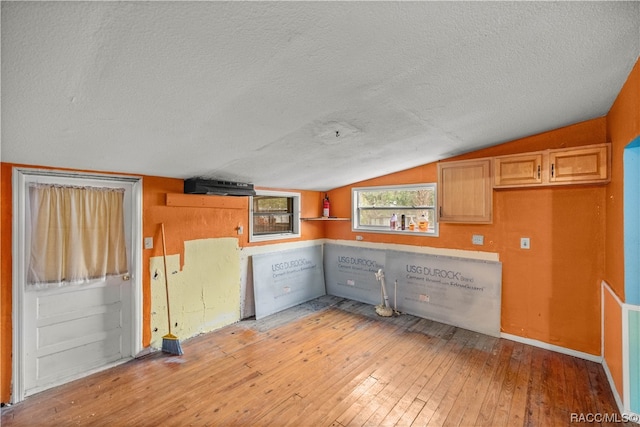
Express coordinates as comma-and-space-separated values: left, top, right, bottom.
301, 217, 350, 221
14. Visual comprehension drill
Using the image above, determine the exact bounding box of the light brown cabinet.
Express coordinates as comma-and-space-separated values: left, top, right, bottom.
548, 144, 609, 184
494, 153, 543, 187
437, 144, 609, 224
494, 143, 610, 188
437, 158, 492, 224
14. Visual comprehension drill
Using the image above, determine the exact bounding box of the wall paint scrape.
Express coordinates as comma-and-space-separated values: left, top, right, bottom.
150, 238, 241, 348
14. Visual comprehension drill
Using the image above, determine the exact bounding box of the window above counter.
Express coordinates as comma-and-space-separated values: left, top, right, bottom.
352, 183, 438, 237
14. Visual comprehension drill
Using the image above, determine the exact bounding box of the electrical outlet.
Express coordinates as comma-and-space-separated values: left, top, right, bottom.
520, 237, 530, 249
472, 234, 484, 245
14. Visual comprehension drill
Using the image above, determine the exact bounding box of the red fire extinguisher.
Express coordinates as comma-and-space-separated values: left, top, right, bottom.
323, 194, 330, 217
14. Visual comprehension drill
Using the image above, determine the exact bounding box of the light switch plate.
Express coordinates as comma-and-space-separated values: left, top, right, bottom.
144, 237, 153, 249
520, 237, 530, 249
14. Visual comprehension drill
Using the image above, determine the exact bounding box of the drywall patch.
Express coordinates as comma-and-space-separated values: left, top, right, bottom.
150, 237, 240, 348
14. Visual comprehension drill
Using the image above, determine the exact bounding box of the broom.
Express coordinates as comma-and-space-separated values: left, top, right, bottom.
160, 223, 183, 355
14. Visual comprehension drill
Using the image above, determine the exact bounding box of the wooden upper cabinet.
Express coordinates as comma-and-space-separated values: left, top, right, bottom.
493, 143, 610, 189
548, 144, 609, 184
438, 158, 492, 224
494, 153, 543, 187
437, 143, 608, 224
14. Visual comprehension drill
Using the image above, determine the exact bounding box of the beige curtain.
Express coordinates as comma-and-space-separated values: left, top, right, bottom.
27, 184, 128, 286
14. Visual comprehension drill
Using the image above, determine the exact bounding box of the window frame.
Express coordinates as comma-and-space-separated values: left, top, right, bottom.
249, 190, 301, 242
352, 183, 439, 237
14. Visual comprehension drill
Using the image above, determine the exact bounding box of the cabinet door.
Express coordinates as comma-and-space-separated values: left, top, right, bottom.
438, 159, 492, 223
548, 145, 609, 184
494, 153, 543, 187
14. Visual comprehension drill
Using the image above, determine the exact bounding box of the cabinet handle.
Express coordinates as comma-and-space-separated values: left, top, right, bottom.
439, 206, 442, 218
551, 163, 555, 178
537, 165, 541, 179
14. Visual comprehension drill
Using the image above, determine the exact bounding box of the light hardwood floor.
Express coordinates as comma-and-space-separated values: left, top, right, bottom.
1, 296, 631, 426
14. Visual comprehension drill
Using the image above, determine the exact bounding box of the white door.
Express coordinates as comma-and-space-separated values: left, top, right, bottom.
13, 169, 141, 401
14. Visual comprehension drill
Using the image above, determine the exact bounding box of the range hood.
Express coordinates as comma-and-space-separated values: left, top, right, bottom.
184, 178, 256, 196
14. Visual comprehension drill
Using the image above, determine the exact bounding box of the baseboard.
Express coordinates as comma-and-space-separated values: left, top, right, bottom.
134, 346, 159, 359
602, 357, 626, 415
500, 332, 602, 363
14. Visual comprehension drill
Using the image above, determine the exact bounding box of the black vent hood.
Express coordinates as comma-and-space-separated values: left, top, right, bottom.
184, 178, 256, 196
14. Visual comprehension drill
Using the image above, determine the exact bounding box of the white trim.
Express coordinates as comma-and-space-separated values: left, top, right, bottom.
131, 178, 144, 358
602, 278, 625, 405
601, 279, 640, 417
10, 167, 143, 404
603, 279, 625, 306
11, 168, 27, 403
243, 238, 326, 257
602, 357, 625, 414
601, 280, 606, 365
622, 303, 640, 418
500, 332, 602, 363
623, 303, 631, 416
325, 238, 500, 262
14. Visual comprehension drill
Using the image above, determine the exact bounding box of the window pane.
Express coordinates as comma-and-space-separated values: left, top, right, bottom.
252, 196, 294, 235
253, 213, 293, 235
353, 184, 437, 235
254, 196, 291, 213
359, 208, 433, 228
358, 189, 434, 208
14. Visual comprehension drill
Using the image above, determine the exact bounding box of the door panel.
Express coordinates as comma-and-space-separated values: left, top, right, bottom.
18, 172, 136, 398
37, 332, 124, 384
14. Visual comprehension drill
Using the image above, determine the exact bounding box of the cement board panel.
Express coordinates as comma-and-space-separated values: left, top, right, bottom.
323, 243, 387, 306
252, 245, 326, 319
385, 250, 502, 336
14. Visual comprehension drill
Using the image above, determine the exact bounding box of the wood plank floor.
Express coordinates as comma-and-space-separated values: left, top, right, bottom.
1, 296, 631, 426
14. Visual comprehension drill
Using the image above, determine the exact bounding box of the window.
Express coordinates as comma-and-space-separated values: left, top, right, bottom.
352, 184, 438, 236
250, 190, 301, 242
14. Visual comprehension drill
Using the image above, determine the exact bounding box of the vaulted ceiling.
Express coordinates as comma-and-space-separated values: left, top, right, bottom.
2, 1, 639, 191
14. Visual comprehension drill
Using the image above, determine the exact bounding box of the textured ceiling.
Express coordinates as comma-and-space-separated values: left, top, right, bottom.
2, 1, 639, 191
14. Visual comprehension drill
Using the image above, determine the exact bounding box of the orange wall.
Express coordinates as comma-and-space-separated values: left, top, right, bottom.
141, 177, 324, 345
602, 58, 640, 402
0, 165, 322, 402
603, 286, 624, 399
1, 164, 13, 404
605, 58, 640, 299
326, 118, 608, 355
